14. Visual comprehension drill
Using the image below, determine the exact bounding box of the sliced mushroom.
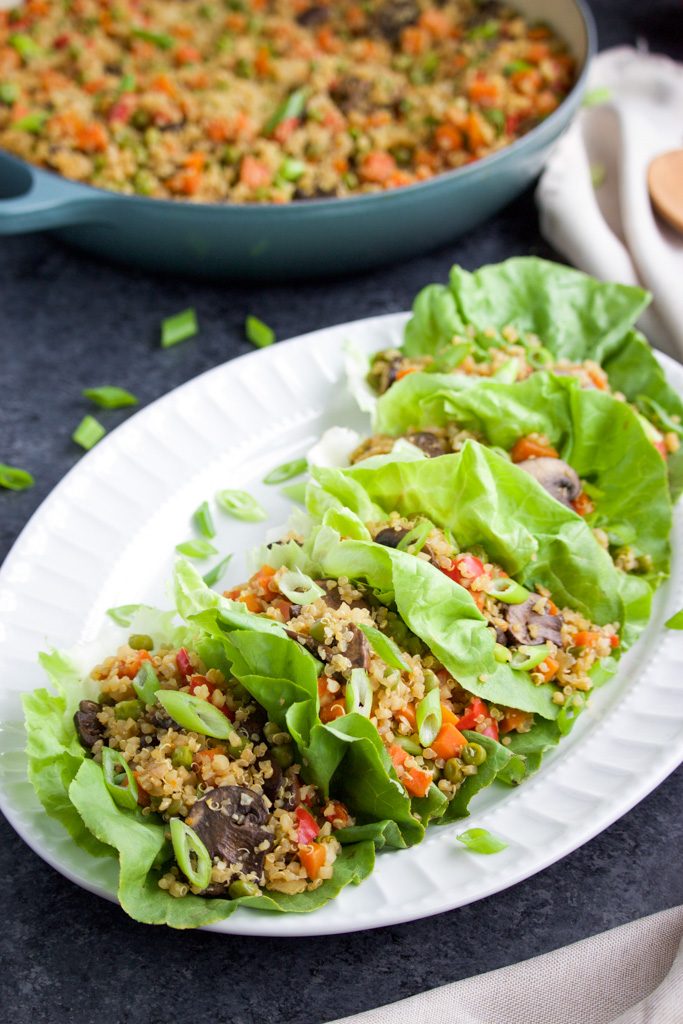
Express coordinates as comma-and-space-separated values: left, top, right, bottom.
374, 0, 420, 42
296, 4, 329, 27
374, 525, 410, 548
406, 431, 449, 458
258, 757, 283, 801
516, 457, 581, 508
317, 579, 369, 612
186, 785, 274, 887
504, 597, 564, 647
330, 75, 372, 114
73, 700, 104, 749
344, 624, 371, 669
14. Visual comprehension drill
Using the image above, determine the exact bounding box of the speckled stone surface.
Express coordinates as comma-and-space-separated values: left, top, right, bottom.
1, 2, 682, 1022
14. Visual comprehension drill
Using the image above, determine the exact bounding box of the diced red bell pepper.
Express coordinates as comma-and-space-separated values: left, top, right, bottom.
188, 675, 235, 720
295, 806, 320, 845
176, 647, 193, 677
456, 697, 499, 740
441, 554, 485, 587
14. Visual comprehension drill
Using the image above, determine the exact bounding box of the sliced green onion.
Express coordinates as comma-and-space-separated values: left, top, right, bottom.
131, 27, 175, 49
101, 747, 138, 810
527, 346, 554, 369
175, 538, 218, 560
278, 568, 324, 605
281, 481, 307, 505
590, 162, 606, 188
392, 735, 422, 756
203, 553, 233, 588
485, 577, 530, 605
466, 19, 499, 39
132, 661, 159, 705
170, 818, 212, 890
82, 386, 138, 409
0, 82, 19, 105
263, 457, 307, 485
155, 689, 233, 739
510, 643, 551, 671
245, 315, 275, 349
278, 157, 306, 183
397, 519, 433, 555
215, 489, 267, 522
456, 827, 508, 854
13, 111, 47, 134
557, 694, 585, 736
106, 604, 143, 627
357, 623, 408, 672
119, 73, 136, 93
9, 33, 42, 59
665, 609, 683, 630
72, 415, 106, 450
193, 500, 216, 539
416, 687, 442, 748
582, 85, 611, 108
483, 107, 504, 134
0, 463, 34, 491
345, 668, 373, 718
264, 87, 307, 134
161, 308, 198, 348
494, 643, 512, 663
504, 59, 534, 75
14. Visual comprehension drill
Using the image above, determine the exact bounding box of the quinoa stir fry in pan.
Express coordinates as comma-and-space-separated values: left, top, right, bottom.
0, 0, 575, 203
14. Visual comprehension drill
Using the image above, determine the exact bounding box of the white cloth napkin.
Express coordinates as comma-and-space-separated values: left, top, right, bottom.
536, 46, 683, 359
326, 905, 683, 1024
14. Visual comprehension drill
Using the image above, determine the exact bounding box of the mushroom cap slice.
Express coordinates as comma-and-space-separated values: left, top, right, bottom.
185, 785, 273, 885
504, 597, 564, 647
516, 457, 581, 508
73, 700, 104, 749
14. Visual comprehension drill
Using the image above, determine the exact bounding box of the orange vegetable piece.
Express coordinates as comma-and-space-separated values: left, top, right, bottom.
510, 436, 559, 462
435, 123, 464, 152
320, 701, 345, 723
389, 743, 408, 767
251, 564, 277, 592
175, 44, 201, 65
299, 842, 327, 880
499, 708, 533, 735
254, 46, 271, 77
430, 722, 467, 760
239, 155, 272, 189
77, 122, 108, 153
403, 766, 433, 798
537, 657, 559, 682
395, 704, 417, 729
238, 593, 262, 613
571, 492, 594, 517
359, 150, 398, 184
572, 631, 601, 649
395, 366, 418, 381
467, 78, 500, 105
440, 703, 459, 726
419, 8, 451, 35
118, 649, 152, 679
464, 111, 487, 151
401, 25, 429, 55
323, 801, 351, 828
346, 5, 366, 31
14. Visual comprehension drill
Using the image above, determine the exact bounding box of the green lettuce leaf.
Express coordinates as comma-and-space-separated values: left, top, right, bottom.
403, 283, 469, 361
374, 370, 672, 585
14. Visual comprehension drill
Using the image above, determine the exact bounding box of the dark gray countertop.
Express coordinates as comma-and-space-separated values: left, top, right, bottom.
2, 2, 682, 1022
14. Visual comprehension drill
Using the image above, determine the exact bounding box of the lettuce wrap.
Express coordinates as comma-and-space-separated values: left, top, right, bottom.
372, 370, 673, 586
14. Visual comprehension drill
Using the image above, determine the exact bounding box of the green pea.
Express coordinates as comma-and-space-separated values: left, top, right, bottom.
271, 744, 294, 769
263, 721, 281, 743
172, 745, 193, 769
309, 620, 327, 643
462, 742, 487, 766
444, 757, 464, 784
115, 699, 144, 720
228, 879, 261, 899
128, 633, 154, 650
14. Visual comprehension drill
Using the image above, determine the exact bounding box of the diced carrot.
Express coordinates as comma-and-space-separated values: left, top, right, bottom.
430, 722, 467, 760
205, 117, 232, 142
511, 67, 543, 94
389, 743, 408, 767
547, 599, 559, 615
571, 492, 594, 517
239, 155, 272, 189
537, 657, 559, 682
464, 110, 487, 151
467, 77, 500, 105
345, 5, 366, 31
528, 25, 551, 40
270, 596, 292, 622
238, 593, 262, 613
359, 150, 397, 184
252, 564, 277, 592
395, 366, 418, 381
225, 12, 247, 31
77, 122, 108, 153
440, 703, 459, 726
434, 123, 463, 152
150, 73, 176, 97
419, 8, 451, 35
333, 156, 349, 174
184, 151, 206, 172
527, 42, 551, 62
510, 435, 559, 462
254, 46, 271, 77
175, 44, 201, 65
323, 801, 351, 828
83, 78, 106, 95
403, 766, 433, 798
273, 116, 299, 143
316, 25, 341, 53
414, 146, 440, 171
587, 366, 608, 390
572, 631, 601, 649
401, 25, 429, 55
395, 704, 417, 729
118, 649, 152, 679
500, 708, 533, 734
387, 170, 414, 188
167, 168, 202, 196
298, 842, 327, 880
320, 701, 345, 723
536, 90, 559, 116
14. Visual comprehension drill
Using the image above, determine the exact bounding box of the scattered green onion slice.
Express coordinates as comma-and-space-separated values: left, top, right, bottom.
590, 162, 606, 188
397, 519, 433, 555
155, 689, 233, 739
416, 687, 443, 748
494, 643, 512, 663
485, 577, 530, 605
193, 500, 216, 539
106, 604, 143, 627
263, 457, 308, 485
72, 415, 105, 450
456, 827, 508, 855
264, 87, 307, 134
245, 315, 275, 349
510, 643, 551, 671
9, 33, 42, 59
0, 463, 34, 491
13, 111, 47, 133
82, 386, 138, 409
582, 85, 612, 107
392, 735, 422, 756
278, 568, 324, 606
131, 27, 175, 49
345, 668, 373, 718
527, 346, 554, 369
161, 308, 198, 348
101, 747, 138, 810
281, 481, 307, 505
504, 59, 534, 75
170, 818, 212, 890
0, 82, 19, 105
119, 73, 136, 93
215, 489, 267, 522
357, 623, 408, 672
203, 553, 233, 588
665, 609, 683, 630
175, 538, 218, 560
132, 661, 159, 705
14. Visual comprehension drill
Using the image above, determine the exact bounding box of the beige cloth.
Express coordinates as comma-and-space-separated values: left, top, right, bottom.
327, 906, 683, 1024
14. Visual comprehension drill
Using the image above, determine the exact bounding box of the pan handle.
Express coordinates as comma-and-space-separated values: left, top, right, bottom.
0, 158, 108, 234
